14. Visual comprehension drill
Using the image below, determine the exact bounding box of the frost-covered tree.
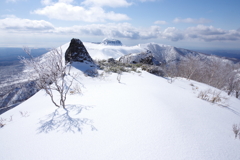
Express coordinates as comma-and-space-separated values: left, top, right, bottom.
21, 47, 76, 108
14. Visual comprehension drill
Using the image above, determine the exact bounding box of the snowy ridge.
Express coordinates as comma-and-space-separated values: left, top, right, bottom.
118, 42, 235, 66
0, 66, 240, 159
122, 43, 213, 64
41, 40, 231, 65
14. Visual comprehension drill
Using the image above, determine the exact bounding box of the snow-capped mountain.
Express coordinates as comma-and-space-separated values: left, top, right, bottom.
118, 43, 232, 65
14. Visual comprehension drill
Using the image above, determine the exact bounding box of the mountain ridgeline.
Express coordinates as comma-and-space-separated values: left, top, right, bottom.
119, 43, 235, 65
0, 38, 239, 114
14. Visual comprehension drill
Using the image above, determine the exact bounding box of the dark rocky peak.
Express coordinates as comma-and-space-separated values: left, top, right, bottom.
65, 38, 94, 64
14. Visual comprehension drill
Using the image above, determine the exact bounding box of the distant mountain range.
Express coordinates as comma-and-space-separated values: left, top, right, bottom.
195, 49, 240, 62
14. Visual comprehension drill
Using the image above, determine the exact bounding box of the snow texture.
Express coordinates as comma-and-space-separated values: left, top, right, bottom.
0, 63, 240, 160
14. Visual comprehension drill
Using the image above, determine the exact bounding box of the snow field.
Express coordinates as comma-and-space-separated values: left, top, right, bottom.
1, 67, 240, 160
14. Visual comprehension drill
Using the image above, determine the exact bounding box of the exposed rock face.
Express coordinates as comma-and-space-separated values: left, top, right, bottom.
65, 38, 94, 64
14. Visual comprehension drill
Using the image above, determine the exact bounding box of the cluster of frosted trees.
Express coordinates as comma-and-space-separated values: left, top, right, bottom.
164, 55, 240, 98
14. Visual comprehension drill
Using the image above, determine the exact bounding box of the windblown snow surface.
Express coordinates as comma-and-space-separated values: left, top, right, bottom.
1, 42, 240, 160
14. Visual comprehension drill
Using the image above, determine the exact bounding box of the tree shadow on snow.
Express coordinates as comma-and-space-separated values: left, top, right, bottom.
37, 105, 97, 133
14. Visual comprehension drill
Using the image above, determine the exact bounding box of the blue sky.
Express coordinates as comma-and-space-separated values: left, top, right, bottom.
0, 0, 240, 50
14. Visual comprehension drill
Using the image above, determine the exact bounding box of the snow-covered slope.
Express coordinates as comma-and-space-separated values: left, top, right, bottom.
0, 64, 240, 159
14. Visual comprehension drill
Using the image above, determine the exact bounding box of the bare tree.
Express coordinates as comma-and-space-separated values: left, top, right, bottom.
21, 47, 76, 108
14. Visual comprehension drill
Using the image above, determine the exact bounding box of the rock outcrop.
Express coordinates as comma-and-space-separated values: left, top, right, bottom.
101, 38, 122, 46
119, 50, 161, 66
65, 38, 94, 64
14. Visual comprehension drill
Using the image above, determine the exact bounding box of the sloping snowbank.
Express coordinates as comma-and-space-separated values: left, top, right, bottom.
0, 66, 240, 160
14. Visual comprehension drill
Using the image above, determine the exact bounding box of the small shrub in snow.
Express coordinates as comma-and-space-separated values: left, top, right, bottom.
106, 66, 118, 73
198, 90, 209, 101
117, 72, 122, 83
233, 124, 240, 139
0, 117, 6, 128
134, 63, 143, 68
190, 83, 199, 93
197, 89, 228, 105
141, 65, 148, 71
9, 115, 13, 122
141, 65, 165, 76
70, 84, 82, 95
97, 71, 108, 80
0, 123, 4, 128
131, 67, 137, 72
136, 70, 142, 73
19, 111, 29, 117
84, 69, 98, 77
96, 59, 144, 75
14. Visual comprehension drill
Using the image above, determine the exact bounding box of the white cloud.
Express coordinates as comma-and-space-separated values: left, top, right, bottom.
0, 16, 54, 32
62, 24, 239, 42
162, 27, 184, 41
186, 25, 240, 41
33, 2, 130, 22
54, 23, 161, 40
154, 20, 167, 25
82, 0, 132, 7
1, 16, 240, 43
187, 25, 225, 35
173, 18, 211, 24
